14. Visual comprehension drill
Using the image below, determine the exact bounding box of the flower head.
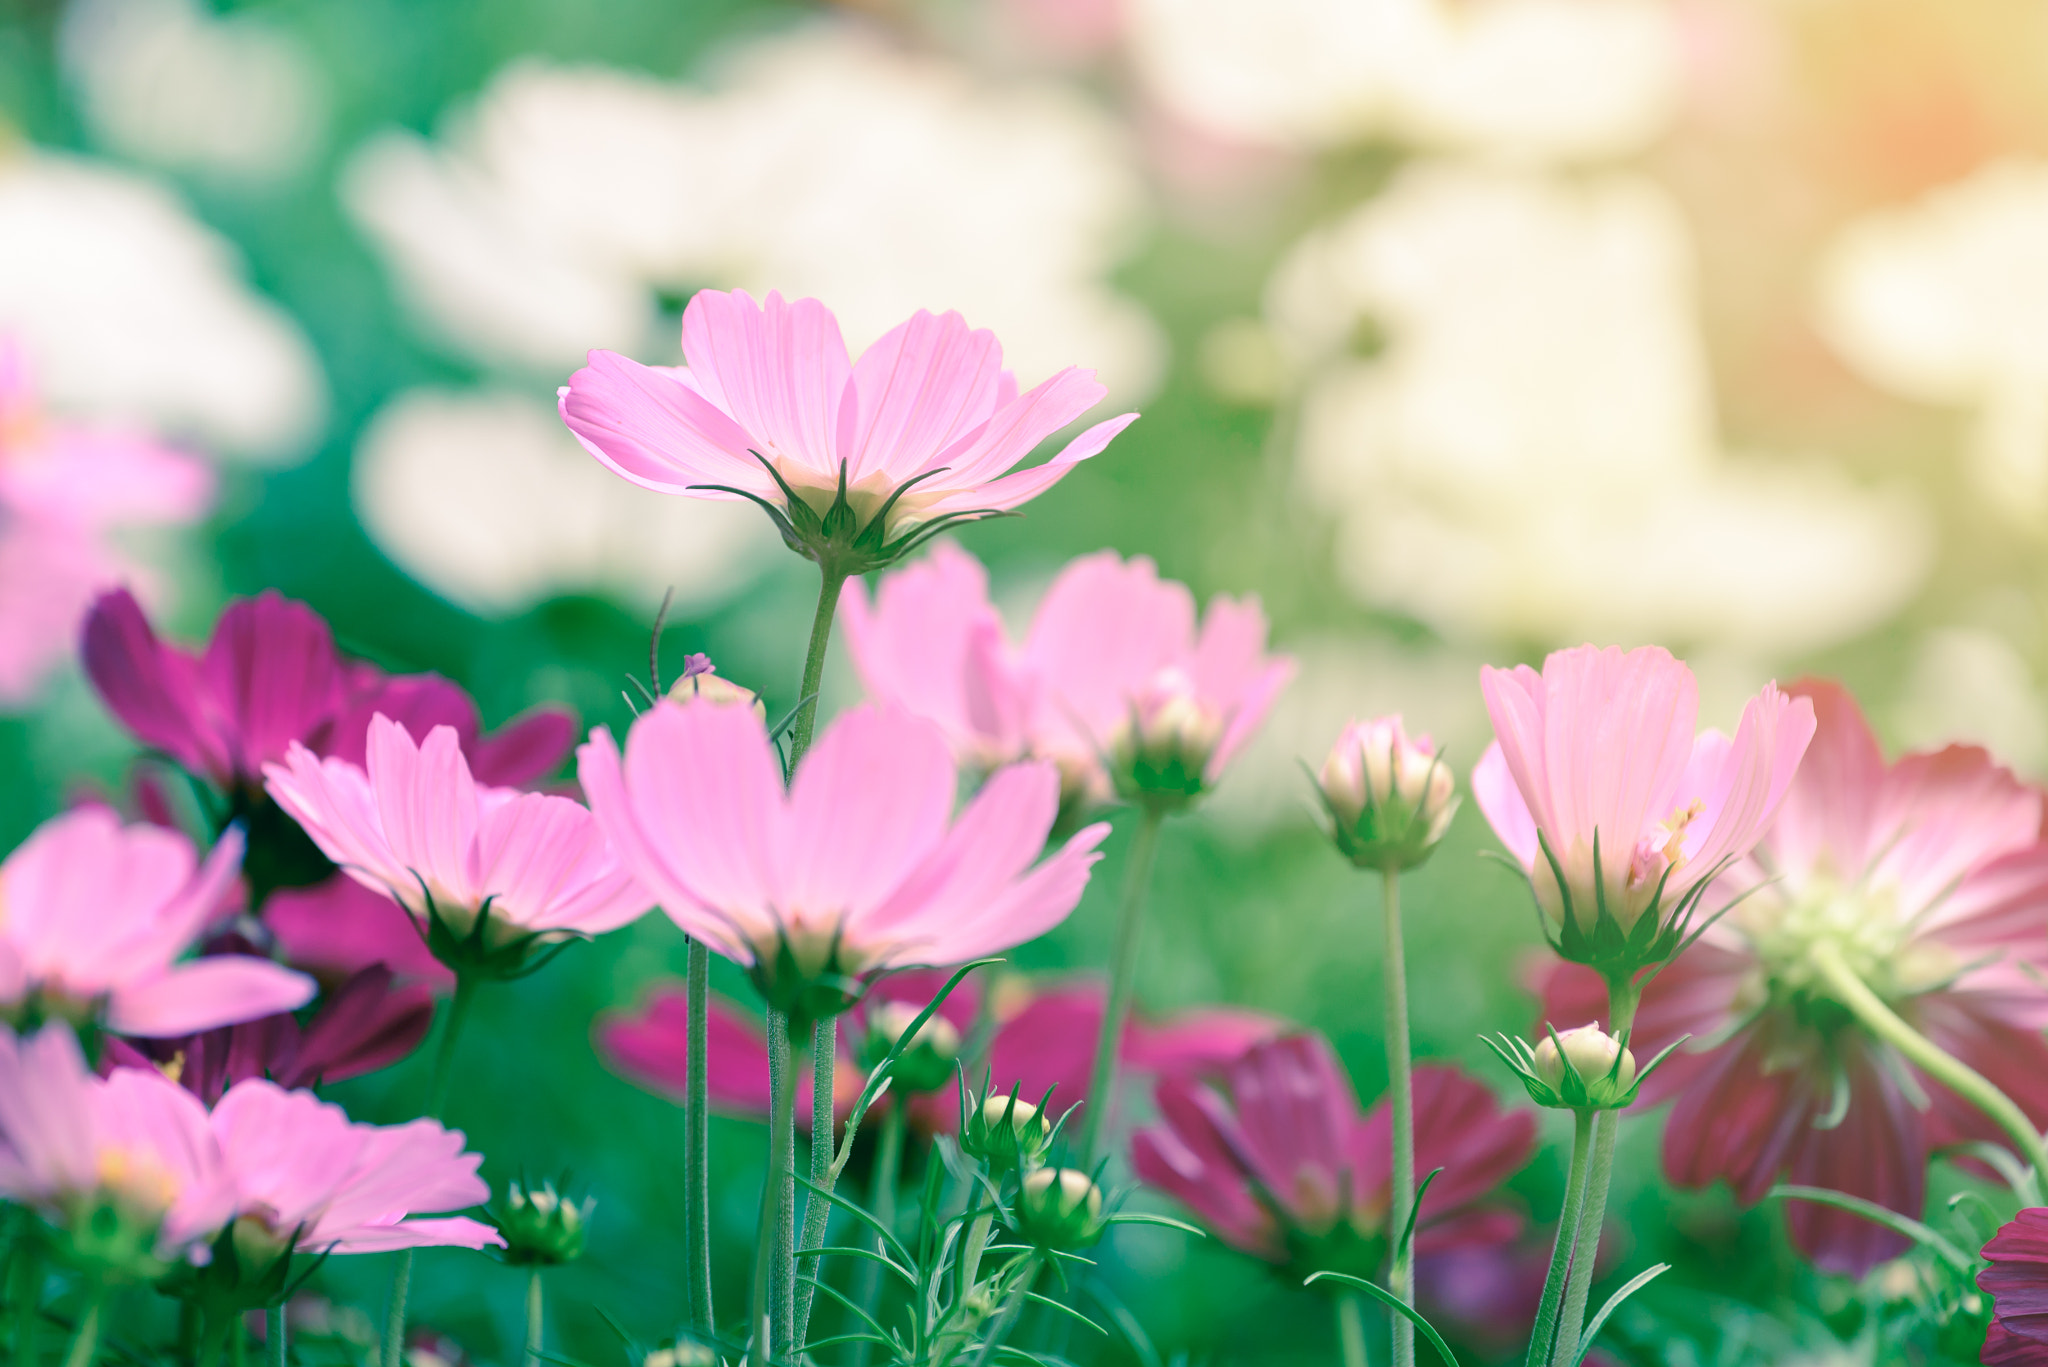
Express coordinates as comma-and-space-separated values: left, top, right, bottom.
264, 716, 649, 980
1490, 1022, 1648, 1112
1131, 1034, 1534, 1274
560, 289, 1138, 573
495, 1179, 593, 1267
1318, 716, 1458, 871
1474, 644, 1815, 975
842, 544, 1293, 819
579, 697, 1109, 1018
0, 807, 313, 1036
1537, 679, 2048, 1274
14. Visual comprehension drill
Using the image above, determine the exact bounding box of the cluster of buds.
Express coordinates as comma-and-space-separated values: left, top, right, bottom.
957, 1084, 1106, 1253
857, 999, 963, 1095
1487, 1023, 1680, 1112
495, 1179, 592, 1266
1315, 717, 1457, 872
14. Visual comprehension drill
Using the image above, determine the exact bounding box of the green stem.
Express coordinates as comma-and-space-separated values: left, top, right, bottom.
384, 974, 482, 1367
267, 1307, 285, 1367
232, 1317, 248, 1367
686, 937, 715, 1338
1548, 977, 1639, 1367
1524, 1109, 1595, 1367
959, 1211, 994, 1302
1079, 805, 1166, 1163
850, 1102, 907, 1367
792, 1014, 840, 1349
1382, 867, 1414, 1367
10, 1231, 38, 1367
60, 1289, 104, 1367
526, 1268, 544, 1367
750, 1010, 800, 1367
1810, 939, 2048, 1177
1337, 1291, 1368, 1367
789, 567, 849, 765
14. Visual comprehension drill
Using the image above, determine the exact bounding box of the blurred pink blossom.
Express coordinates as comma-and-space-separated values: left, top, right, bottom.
264, 874, 453, 988
1981, 1208, 2048, 1362
579, 697, 1109, 1014
0, 807, 312, 1036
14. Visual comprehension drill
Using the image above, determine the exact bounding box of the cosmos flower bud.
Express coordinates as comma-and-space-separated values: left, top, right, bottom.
1110, 669, 1227, 811
857, 999, 963, 1095
960, 1092, 1054, 1174
1488, 1022, 1659, 1112
1317, 716, 1458, 872
496, 1179, 592, 1266
1014, 1168, 1106, 1251
668, 654, 767, 721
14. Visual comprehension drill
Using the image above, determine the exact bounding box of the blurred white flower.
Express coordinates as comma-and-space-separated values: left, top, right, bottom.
60, 0, 327, 180
1817, 159, 2048, 515
1127, 0, 1677, 162
1278, 162, 1929, 652
353, 388, 776, 617
1894, 626, 2048, 776
0, 151, 324, 462
340, 23, 1162, 398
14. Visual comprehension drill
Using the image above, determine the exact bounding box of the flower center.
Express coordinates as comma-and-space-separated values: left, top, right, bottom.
1628, 799, 1703, 893
1740, 872, 1957, 1011
94, 1147, 180, 1219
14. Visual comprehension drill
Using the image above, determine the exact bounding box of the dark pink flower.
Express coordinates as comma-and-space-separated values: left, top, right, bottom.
1538, 679, 2048, 1275
264, 875, 453, 988
1981, 1208, 2048, 1357
1130, 1033, 1535, 1268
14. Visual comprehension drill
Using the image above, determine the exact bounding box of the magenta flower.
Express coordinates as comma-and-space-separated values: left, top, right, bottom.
264, 875, 454, 988
1538, 679, 2048, 1274
599, 989, 866, 1130
264, 716, 649, 978
579, 697, 1110, 1016
0, 343, 213, 707
0, 807, 313, 1036
1982, 1210, 2048, 1362
560, 289, 1137, 571
1131, 1033, 1535, 1268
1474, 644, 1815, 973
841, 543, 1293, 815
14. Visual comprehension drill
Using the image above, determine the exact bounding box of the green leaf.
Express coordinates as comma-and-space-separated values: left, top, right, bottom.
1103, 1212, 1206, 1236
1303, 1270, 1461, 1367
1393, 1167, 1445, 1265
1573, 1262, 1670, 1361
1769, 1186, 1975, 1273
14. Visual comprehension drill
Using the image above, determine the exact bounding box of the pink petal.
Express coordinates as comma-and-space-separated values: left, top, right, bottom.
199, 592, 349, 777
367, 718, 482, 908
468, 706, 578, 788
1023, 551, 1194, 753
921, 410, 1138, 518
317, 1216, 504, 1254
928, 367, 1111, 491
1763, 680, 1887, 885
1871, 742, 2042, 921
559, 350, 769, 495
80, 588, 217, 777
861, 760, 1061, 948
679, 290, 852, 481
886, 818, 1108, 966
1471, 742, 1539, 869
1779, 1037, 1924, 1276
108, 957, 316, 1036
263, 875, 451, 986
1680, 686, 1815, 895
598, 986, 778, 1116
844, 310, 1007, 483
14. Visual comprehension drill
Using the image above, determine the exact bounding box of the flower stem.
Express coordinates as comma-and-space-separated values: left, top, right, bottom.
1547, 977, 1639, 1367
792, 1014, 840, 1349
1336, 1291, 1367, 1367
686, 936, 715, 1338
968, 1257, 1040, 1367
10, 1227, 39, 1367
1382, 867, 1415, 1367
1080, 804, 1166, 1163
384, 973, 482, 1367
525, 1268, 544, 1367
266, 1308, 285, 1367
1810, 939, 2048, 1177
1524, 1108, 1594, 1367
750, 1010, 800, 1367
789, 567, 849, 766
851, 1102, 907, 1367
60, 1288, 103, 1367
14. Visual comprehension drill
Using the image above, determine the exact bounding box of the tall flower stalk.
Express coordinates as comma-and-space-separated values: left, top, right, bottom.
1080, 803, 1164, 1163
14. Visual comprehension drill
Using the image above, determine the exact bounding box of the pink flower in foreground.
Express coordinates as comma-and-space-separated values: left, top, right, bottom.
264, 717, 649, 979
1132, 1034, 1534, 1269
580, 697, 1110, 1016
561, 289, 1137, 570
1474, 644, 1814, 973
1538, 680, 2048, 1274
1981, 1209, 2048, 1362
0, 343, 213, 707
0, 808, 312, 1035
841, 543, 1293, 815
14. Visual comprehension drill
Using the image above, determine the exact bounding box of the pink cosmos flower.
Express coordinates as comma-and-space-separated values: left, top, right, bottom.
579, 697, 1110, 1014
84, 587, 575, 796
0, 807, 313, 1036
840, 542, 1293, 812
0, 343, 213, 707
1537, 680, 2048, 1274
263, 716, 649, 976
560, 290, 1137, 567
1981, 1209, 2048, 1363
1474, 644, 1815, 968
1132, 1033, 1535, 1266
0, 1024, 237, 1265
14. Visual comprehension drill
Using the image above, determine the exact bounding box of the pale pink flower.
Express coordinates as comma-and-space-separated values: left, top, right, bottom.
0, 342, 212, 706
840, 543, 1293, 812
0, 1023, 236, 1266
0, 807, 313, 1036
559, 290, 1137, 567
263, 716, 649, 976
578, 697, 1110, 1015
1473, 644, 1814, 965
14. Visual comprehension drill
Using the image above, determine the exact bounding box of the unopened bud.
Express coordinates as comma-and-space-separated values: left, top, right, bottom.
961, 1092, 1053, 1174
1318, 717, 1458, 872
859, 1000, 962, 1095
1110, 669, 1225, 811
1014, 1168, 1105, 1250
1529, 1024, 1638, 1110
497, 1180, 592, 1266
669, 654, 767, 721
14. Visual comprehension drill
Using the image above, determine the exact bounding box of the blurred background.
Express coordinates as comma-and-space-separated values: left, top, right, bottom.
0, 0, 2040, 1361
